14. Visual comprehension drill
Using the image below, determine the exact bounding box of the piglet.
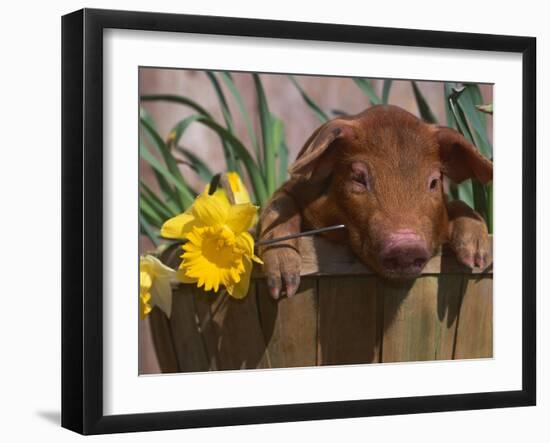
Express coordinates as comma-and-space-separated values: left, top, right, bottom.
259, 105, 493, 299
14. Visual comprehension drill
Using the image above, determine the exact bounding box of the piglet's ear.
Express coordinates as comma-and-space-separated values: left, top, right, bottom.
289, 118, 357, 182
435, 126, 493, 184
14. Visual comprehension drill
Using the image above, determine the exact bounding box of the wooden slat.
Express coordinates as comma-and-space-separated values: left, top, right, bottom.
435, 275, 465, 359
168, 287, 210, 372
381, 275, 463, 363
257, 277, 318, 368
148, 307, 179, 373
317, 276, 382, 365
454, 276, 493, 359
140, 310, 162, 374
190, 292, 221, 370
193, 283, 271, 370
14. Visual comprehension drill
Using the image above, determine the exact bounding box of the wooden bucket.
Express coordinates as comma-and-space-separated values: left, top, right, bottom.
147, 235, 493, 373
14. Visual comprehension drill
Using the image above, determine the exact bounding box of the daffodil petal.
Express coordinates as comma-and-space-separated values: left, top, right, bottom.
140, 258, 152, 275
230, 267, 242, 284
227, 172, 251, 204
192, 193, 230, 225
231, 257, 252, 299
141, 291, 151, 304
220, 270, 233, 290
197, 275, 206, 288
148, 255, 176, 278
225, 283, 234, 296
236, 232, 255, 257
140, 293, 152, 319
227, 203, 258, 234
140, 271, 152, 292
150, 277, 173, 318
204, 279, 214, 291
176, 269, 196, 284
212, 272, 220, 293
203, 183, 231, 204
182, 264, 205, 279
211, 187, 231, 205
160, 211, 196, 239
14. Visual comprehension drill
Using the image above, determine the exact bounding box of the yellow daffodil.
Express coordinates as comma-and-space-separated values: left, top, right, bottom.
226, 171, 251, 204
140, 271, 153, 319
160, 172, 255, 239
161, 173, 262, 299
139, 255, 176, 318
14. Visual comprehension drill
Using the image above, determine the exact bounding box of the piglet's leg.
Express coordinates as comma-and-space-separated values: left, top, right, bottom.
258, 191, 302, 299
447, 199, 490, 270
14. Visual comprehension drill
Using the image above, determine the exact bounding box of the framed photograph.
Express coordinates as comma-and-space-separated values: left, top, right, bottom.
62, 8, 536, 435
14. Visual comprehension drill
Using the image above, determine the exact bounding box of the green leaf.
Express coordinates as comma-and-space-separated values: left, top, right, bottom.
444, 83, 458, 130
139, 213, 160, 247
447, 87, 476, 143
139, 115, 177, 210
140, 117, 196, 209
167, 113, 237, 176
456, 85, 492, 158
457, 180, 474, 209
278, 140, 289, 186
206, 72, 240, 172
174, 146, 214, 183
194, 115, 268, 204
253, 73, 276, 196
219, 72, 260, 156
382, 79, 393, 104
140, 94, 212, 118
139, 107, 155, 128
465, 84, 487, 127
140, 180, 176, 221
472, 181, 489, 227
411, 81, 438, 124
139, 141, 195, 208
160, 112, 267, 204
142, 92, 241, 173
353, 78, 382, 105
445, 84, 492, 227
206, 72, 235, 131
167, 114, 203, 145
288, 75, 329, 123
139, 137, 180, 214
269, 117, 285, 194
139, 195, 163, 228
448, 182, 459, 201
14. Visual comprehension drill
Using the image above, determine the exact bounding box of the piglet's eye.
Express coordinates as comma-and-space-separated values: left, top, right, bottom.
428, 172, 442, 192
350, 162, 369, 192
352, 173, 368, 187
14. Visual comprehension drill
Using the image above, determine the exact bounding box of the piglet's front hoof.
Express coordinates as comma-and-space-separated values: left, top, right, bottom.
261, 246, 302, 300
450, 221, 491, 270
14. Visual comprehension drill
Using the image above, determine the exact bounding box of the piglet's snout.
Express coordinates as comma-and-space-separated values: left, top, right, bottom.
379, 230, 430, 275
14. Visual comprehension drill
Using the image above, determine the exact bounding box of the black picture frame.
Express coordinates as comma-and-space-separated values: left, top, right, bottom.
61, 8, 536, 435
